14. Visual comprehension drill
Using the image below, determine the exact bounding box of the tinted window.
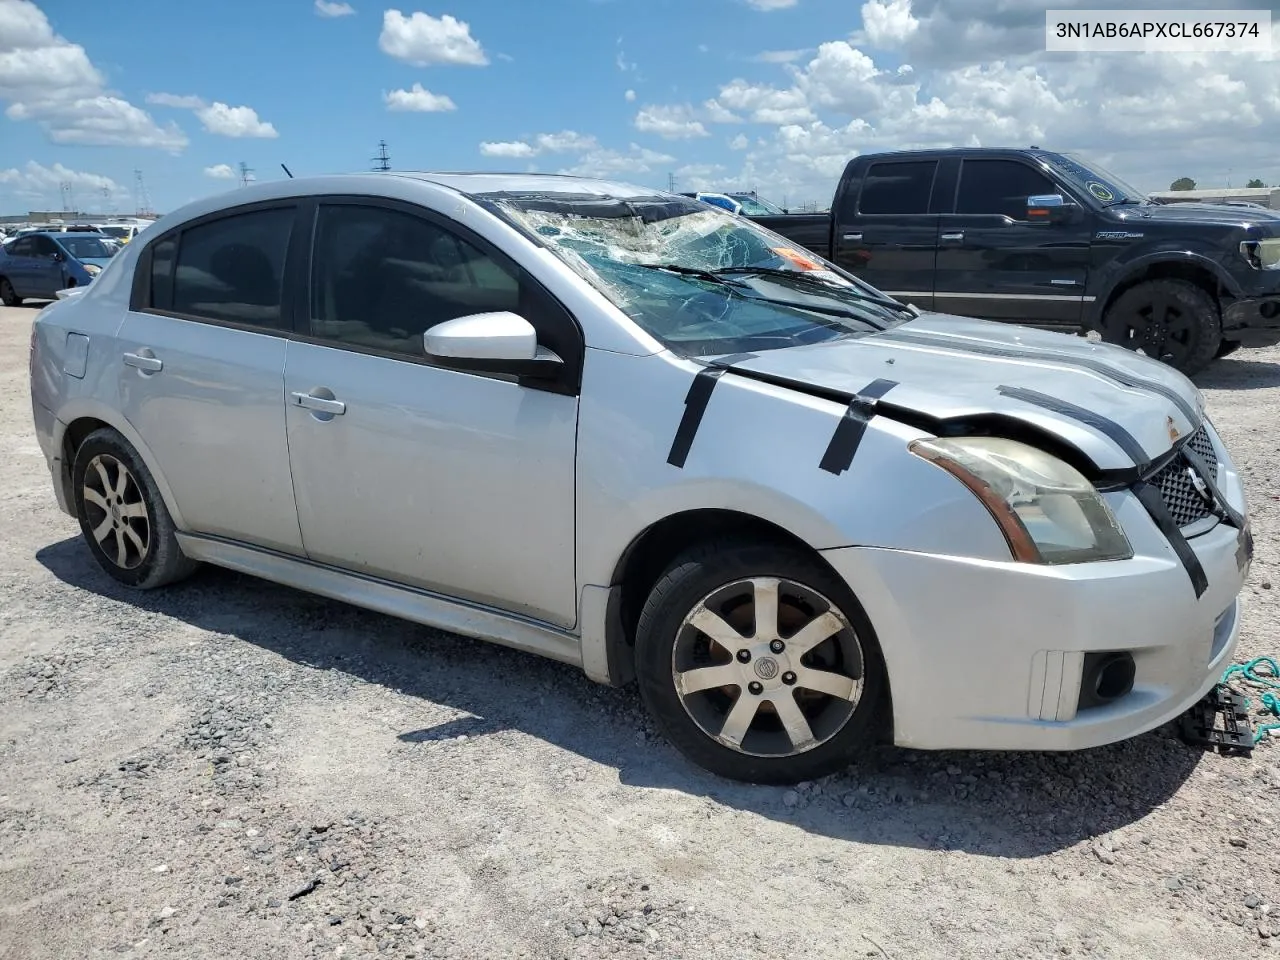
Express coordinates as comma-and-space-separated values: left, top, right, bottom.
858, 161, 937, 215
31, 235, 59, 256
956, 160, 1056, 220
149, 237, 177, 310
171, 208, 294, 327
8, 237, 35, 257
310, 205, 522, 357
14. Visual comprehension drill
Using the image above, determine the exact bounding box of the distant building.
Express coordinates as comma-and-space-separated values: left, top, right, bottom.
1148, 187, 1280, 210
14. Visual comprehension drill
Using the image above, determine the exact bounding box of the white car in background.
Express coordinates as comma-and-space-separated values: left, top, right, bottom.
28, 173, 1253, 783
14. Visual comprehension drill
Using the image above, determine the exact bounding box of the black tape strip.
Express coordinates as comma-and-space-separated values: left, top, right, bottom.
818, 378, 900, 475
879, 331, 1200, 425
1182, 446, 1245, 529
665, 353, 759, 468
1134, 482, 1209, 598
997, 385, 1148, 464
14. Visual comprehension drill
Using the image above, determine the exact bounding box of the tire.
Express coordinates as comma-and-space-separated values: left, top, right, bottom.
1215, 340, 1242, 359
1099, 279, 1221, 376
0, 278, 21, 307
71, 428, 198, 589
634, 539, 886, 784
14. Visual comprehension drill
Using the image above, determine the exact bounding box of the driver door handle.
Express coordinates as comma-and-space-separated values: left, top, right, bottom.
122, 352, 163, 372
940, 232, 965, 242
291, 391, 346, 415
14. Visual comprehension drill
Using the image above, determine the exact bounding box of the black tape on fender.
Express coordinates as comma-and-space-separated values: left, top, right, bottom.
666, 353, 758, 469
818, 378, 900, 475
1134, 482, 1209, 598
997, 385, 1148, 464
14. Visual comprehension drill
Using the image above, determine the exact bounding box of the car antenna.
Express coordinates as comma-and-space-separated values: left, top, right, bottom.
281, 163, 294, 179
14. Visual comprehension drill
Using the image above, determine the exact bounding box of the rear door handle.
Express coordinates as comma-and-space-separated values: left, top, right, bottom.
122, 352, 163, 372
940, 232, 965, 242
291, 391, 346, 415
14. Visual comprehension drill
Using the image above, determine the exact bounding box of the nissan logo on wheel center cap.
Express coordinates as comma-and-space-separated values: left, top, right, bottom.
754, 657, 780, 680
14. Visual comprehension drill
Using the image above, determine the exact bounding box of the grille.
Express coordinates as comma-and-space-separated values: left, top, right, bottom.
1152, 426, 1219, 528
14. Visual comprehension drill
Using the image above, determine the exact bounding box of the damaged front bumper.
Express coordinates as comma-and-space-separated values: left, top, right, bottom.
1222, 294, 1280, 347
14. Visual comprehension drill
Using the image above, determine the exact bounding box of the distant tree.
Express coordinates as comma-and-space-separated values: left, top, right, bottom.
1247, 178, 1266, 188
1170, 177, 1196, 191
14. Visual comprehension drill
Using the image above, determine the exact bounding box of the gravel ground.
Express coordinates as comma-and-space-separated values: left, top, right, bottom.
2, 301, 1279, 959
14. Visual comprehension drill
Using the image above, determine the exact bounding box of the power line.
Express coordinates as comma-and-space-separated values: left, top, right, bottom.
372, 140, 391, 171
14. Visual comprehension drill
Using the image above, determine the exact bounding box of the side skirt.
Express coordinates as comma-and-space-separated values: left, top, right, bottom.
175, 533, 584, 669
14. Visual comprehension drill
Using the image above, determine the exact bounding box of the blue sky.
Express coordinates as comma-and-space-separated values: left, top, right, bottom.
2, 0, 1277, 216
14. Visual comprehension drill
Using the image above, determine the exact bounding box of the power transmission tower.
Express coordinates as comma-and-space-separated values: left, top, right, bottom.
239, 162, 255, 187
372, 140, 391, 171
133, 170, 153, 217
59, 181, 74, 212
667, 172, 678, 193
101, 185, 114, 216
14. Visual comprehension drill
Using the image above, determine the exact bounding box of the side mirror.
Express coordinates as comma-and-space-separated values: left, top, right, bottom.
1026, 194, 1079, 223
423, 311, 563, 378
51, 251, 65, 262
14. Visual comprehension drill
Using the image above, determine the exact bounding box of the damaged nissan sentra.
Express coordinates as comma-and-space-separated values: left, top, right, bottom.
30, 174, 1254, 784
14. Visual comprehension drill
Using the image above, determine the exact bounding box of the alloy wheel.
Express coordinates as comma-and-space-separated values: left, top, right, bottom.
671, 577, 864, 757
81, 453, 151, 569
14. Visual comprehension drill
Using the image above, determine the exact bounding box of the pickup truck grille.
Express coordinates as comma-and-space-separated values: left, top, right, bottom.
1152, 426, 1219, 529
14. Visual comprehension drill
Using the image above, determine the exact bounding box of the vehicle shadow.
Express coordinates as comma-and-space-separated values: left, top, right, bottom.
36, 536, 1203, 859
1195, 356, 1280, 390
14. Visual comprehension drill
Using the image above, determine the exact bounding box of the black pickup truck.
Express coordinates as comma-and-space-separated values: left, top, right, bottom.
747, 148, 1280, 374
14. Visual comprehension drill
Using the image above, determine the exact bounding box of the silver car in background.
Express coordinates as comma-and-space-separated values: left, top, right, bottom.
29, 174, 1253, 783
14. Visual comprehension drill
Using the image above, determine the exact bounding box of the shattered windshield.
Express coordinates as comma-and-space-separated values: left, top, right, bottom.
482, 193, 913, 357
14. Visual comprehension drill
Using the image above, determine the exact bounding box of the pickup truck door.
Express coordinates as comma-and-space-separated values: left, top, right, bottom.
932, 157, 1092, 330
832, 157, 941, 311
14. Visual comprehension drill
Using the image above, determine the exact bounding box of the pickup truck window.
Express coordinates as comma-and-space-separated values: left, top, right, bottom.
955, 160, 1056, 220
858, 161, 937, 215
488, 195, 909, 357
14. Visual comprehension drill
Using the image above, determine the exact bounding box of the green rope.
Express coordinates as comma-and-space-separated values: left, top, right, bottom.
1221, 656, 1280, 744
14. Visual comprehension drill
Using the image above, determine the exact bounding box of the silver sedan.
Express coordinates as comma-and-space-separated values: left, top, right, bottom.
29, 173, 1252, 783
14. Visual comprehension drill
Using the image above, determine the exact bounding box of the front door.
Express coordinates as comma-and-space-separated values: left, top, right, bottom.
932, 158, 1092, 329
831, 157, 941, 310
282, 200, 580, 628
115, 204, 305, 554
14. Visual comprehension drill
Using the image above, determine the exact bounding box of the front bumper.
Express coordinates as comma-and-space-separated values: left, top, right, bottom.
823, 489, 1249, 752
1222, 294, 1280, 346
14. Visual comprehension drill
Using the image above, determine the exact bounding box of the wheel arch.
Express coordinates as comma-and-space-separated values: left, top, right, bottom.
1091, 255, 1234, 328
55, 399, 189, 531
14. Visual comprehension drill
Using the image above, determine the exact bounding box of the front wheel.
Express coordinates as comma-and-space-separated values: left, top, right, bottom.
634, 540, 886, 784
1099, 278, 1221, 376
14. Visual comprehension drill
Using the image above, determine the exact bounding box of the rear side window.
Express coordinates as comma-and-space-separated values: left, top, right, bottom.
7, 237, 34, 257
149, 237, 176, 309
170, 208, 294, 328
956, 160, 1057, 220
858, 161, 937, 215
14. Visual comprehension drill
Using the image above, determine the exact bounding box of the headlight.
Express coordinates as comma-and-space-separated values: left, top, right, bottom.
82, 263, 101, 276
909, 436, 1133, 564
1239, 238, 1280, 270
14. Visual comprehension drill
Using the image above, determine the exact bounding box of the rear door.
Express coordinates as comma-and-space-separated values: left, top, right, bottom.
116, 204, 306, 554
2, 237, 38, 296
932, 157, 1092, 329
831, 158, 941, 310
29, 235, 65, 297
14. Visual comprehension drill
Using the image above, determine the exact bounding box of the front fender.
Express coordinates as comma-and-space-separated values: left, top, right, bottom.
54, 396, 189, 531
1086, 243, 1244, 326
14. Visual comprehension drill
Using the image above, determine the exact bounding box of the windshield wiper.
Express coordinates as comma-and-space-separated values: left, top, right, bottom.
1104, 198, 1146, 207
712, 266, 917, 316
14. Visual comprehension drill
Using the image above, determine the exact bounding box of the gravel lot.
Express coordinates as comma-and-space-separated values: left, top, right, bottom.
2, 301, 1279, 959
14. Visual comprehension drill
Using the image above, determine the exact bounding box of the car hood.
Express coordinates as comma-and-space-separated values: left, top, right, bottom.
720, 314, 1203, 473
1117, 202, 1280, 226
77, 257, 114, 268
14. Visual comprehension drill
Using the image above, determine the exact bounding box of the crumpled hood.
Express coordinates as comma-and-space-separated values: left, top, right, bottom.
723, 314, 1202, 472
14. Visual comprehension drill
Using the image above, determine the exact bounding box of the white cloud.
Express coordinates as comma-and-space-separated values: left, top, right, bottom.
479, 130, 598, 158
147, 92, 204, 109
480, 141, 536, 158
729, 133, 750, 150
744, 0, 797, 9
557, 143, 676, 179
314, 0, 355, 16
860, 0, 918, 46
384, 83, 456, 112
0, 0, 186, 151
702, 98, 742, 123
379, 9, 487, 67
717, 78, 815, 124
624, 89, 636, 102
634, 104, 709, 139
195, 102, 279, 138
203, 163, 236, 179
0, 160, 119, 198
753, 49, 810, 63
674, 163, 727, 191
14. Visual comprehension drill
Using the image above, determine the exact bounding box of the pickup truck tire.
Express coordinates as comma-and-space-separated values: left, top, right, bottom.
1099, 279, 1221, 376
1215, 340, 1242, 359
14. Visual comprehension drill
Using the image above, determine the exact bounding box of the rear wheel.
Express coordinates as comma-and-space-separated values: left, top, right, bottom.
71, 429, 198, 589
634, 540, 885, 784
0, 278, 21, 307
1099, 279, 1221, 375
